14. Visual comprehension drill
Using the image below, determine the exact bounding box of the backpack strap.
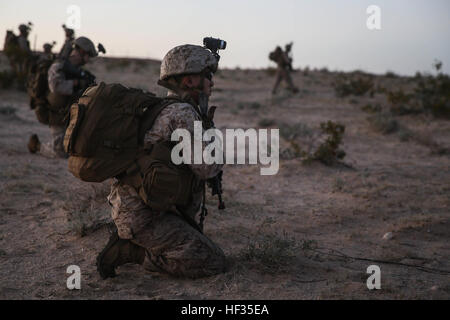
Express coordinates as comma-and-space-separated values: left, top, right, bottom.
137, 96, 185, 144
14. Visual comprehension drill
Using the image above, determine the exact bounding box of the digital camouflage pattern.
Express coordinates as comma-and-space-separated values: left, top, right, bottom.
39, 125, 67, 158
48, 60, 74, 95
160, 45, 218, 80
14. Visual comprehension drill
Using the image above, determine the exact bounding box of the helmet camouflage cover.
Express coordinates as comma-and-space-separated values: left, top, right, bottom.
160, 44, 218, 81
74, 36, 98, 57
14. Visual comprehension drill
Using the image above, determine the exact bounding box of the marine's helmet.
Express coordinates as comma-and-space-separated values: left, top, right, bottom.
43, 43, 53, 52
160, 44, 218, 81
18, 24, 31, 34
74, 36, 98, 57
285, 42, 293, 50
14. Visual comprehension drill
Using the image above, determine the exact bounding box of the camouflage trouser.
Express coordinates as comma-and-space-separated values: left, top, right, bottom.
272, 68, 297, 94
39, 125, 67, 158
107, 180, 226, 279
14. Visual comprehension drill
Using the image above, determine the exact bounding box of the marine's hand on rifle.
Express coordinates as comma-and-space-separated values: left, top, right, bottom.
206, 170, 225, 210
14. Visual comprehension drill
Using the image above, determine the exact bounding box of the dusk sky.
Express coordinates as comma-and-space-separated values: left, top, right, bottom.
1, 0, 449, 75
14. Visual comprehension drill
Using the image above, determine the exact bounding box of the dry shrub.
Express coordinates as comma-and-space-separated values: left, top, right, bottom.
305, 121, 346, 165
414, 62, 450, 118
385, 61, 450, 118
367, 112, 399, 134
240, 229, 299, 274
333, 75, 374, 97
279, 121, 346, 165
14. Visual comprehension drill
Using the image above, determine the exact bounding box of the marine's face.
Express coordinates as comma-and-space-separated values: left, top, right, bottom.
82, 52, 90, 65
198, 72, 214, 97
182, 72, 214, 102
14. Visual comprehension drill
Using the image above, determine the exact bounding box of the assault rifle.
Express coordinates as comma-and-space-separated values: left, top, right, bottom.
200, 36, 227, 211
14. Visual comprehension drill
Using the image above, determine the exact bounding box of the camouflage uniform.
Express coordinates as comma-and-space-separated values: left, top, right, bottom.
48, 60, 76, 95
108, 92, 226, 278
272, 47, 298, 94
28, 36, 97, 157
32, 60, 75, 158
38, 43, 55, 63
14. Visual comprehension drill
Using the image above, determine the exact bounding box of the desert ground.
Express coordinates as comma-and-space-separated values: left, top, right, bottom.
0, 52, 449, 299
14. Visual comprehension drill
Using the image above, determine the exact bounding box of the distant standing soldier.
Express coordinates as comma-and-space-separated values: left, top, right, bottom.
15, 23, 33, 86
17, 23, 32, 53
27, 36, 98, 158
59, 24, 75, 59
38, 42, 56, 62
270, 43, 298, 95
96, 44, 227, 279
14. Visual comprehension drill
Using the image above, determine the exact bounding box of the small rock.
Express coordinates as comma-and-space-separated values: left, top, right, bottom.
430, 285, 439, 291
382, 232, 393, 240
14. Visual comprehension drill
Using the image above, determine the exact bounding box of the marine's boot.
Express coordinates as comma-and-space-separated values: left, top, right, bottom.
96, 231, 145, 279
27, 134, 41, 153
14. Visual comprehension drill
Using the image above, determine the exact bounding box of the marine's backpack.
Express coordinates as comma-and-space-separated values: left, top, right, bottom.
64, 82, 198, 211
65, 82, 161, 181
3, 30, 18, 55
269, 49, 280, 63
26, 56, 54, 110
64, 82, 175, 183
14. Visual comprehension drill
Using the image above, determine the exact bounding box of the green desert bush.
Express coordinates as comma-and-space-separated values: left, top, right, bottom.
280, 121, 346, 165
386, 89, 422, 115
306, 121, 346, 165
414, 61, 450, 118
384, 61, 450, 118
333, 76, 374, 97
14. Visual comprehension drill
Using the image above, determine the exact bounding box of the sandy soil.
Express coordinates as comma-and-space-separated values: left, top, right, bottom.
0, 53, 449, 299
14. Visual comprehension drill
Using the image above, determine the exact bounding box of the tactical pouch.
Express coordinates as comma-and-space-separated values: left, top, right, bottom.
139, 160, 194, 212
64, 103, 85, 154
47, 91, 69, 112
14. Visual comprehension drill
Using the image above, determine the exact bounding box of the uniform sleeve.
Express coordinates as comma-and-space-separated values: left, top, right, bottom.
47, 62, 74, 95
144, 103, 224, 180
